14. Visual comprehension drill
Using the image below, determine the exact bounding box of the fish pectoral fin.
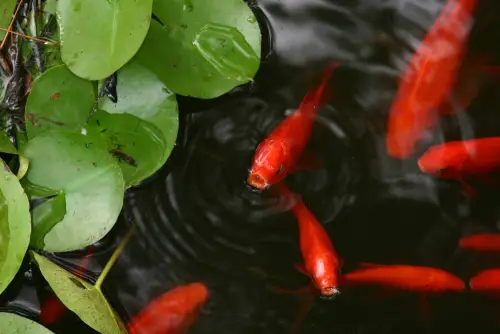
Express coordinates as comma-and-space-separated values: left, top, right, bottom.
291, 290, 317, 334
418, 295, 431, 326
294, 263, 309, 276
457, 178, 478, 197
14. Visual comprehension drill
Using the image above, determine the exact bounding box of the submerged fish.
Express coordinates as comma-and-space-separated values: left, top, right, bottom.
247, 62, 339, 189
459, 233, 500, 253
275, 183, 341, 298
340, 264, 465, 293
386, 0, 479, 159
418, 137, 500, 179
128, 282, 209, 334
470, 268, 500, 296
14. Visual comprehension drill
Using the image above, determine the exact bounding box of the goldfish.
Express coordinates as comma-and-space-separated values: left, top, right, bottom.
459, 233, 500, 253
247, 62, 339, 189
274, 183, 341, 298
386, 0, 479, 159
418, 137, 500, 180
469, 268, 500, 296
340, 264, 465, 293
39, 247, 95, 325
128, 282, 209, 334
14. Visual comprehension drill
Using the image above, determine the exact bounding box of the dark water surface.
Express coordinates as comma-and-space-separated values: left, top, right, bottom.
4, 0, 500, 333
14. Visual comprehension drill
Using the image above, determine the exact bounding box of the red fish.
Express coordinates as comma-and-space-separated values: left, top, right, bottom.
469, 268, 500, 297
128, 282, 209, 334
437, 53, 492, 116
459, 233, 500, 253
417, 137, 500, 180
386, 0, 479, 159
340, 264, 465, 293
39, 247, 95, 325
275, 183, 341, 298
247, 62, 339, 189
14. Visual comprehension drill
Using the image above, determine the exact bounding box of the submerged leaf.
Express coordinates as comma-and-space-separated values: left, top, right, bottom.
137, 0, 261, 99
32, 253, 125, 334
21, 131, 124, 252
97, 60, 178, 186
0, 312, 54, 333
57, 0, 153, 80
0, 161, 31, 294
25, 64, 95, 139
0, 0, 16, 41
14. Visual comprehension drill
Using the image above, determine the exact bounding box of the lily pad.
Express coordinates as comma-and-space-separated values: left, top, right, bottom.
32, 253, 125, 334
0, 132, 17, 154
57, 0, 153, 80
0, 160, 31, 294
25, 64, 95, 139
21, 131, 124, 252
96, 60, 178, 186
0, 312, 54, 333
137, 0, 261, 99
0, 0, 16, 41
30, 193, 66, 249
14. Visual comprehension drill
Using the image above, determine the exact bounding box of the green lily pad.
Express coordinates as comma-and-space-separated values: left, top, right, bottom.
21, 179, 60, 200
25, 64, 95, 139
45, 0, 58, 15
0, 0, 16, 41
21, 131, 124, 252
57, 0, 153, 80
96, 60, 178, 186
0, 132, 17, 154
137, 0, 261, 99
0, 160, 31, 294
31, 193, 66, 248
32, 253, 125, 334
0, 312, 54, 333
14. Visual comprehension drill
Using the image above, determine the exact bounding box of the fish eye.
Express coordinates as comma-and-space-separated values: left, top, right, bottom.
276, 164, 284, 175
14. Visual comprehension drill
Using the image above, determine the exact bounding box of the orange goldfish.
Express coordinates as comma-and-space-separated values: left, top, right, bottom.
386, 0, 479, 159
340, 264, 465, 293
128, 282, 209, 334
418, 137, 500, 179
459, 233, 500, 253
275, 183, 341, 298
469, 268, 500, 296
247, 62, 339, 189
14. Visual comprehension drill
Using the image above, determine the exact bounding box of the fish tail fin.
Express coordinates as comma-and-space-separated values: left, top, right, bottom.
418, 295, 431, 327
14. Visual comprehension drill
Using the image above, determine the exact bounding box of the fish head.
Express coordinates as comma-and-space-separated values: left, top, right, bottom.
248, 139, 288, 189
417, 142, 466, 178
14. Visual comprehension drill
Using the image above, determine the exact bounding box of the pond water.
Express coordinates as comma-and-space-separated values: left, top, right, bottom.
3, 0, 500, 333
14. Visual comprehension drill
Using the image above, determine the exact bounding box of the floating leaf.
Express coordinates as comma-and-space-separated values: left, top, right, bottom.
57, 0, 153, 80
21, 131, 124, 252
30, 193, 66, 248
0, 0, 16, 41
45, 0, 58, 15
0, 161, 31, 294
137, 0, 261, 99
25, 64, 95, 139
0, 132, 17, 154
0, 312, 54, 333
96, 60, 178, 186
21, 179, 59, 200
32, 253, 125, 334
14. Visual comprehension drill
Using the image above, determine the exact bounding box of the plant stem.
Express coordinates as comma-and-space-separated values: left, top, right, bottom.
94, 224, 135, 292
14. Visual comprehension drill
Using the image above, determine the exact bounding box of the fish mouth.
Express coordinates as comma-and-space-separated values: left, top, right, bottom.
417, 160, 427, 173
247, 173, 269, 190
319, 286, 340, 300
